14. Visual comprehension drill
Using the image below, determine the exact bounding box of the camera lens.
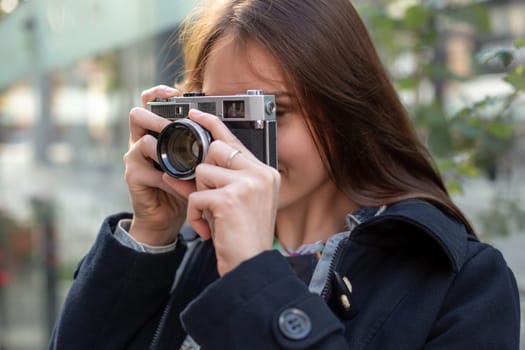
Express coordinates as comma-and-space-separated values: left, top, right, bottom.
157, 119, 211, 179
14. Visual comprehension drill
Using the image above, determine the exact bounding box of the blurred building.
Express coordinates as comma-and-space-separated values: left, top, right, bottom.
446, 0, 525, 110
0, 0, 194, 251
0, 1, 195, 348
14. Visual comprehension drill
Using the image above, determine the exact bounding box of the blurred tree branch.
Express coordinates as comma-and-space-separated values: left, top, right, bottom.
356, 0, 525, 236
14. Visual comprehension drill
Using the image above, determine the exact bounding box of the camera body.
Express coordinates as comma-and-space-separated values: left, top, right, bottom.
147, 90, 277, 179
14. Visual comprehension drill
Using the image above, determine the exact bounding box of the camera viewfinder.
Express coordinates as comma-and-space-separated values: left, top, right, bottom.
223, 100, 245, 118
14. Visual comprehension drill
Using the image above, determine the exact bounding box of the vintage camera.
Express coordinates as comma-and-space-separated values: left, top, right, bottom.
147, 90, 277, 179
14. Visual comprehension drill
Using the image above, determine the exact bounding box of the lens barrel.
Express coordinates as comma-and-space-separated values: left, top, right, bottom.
156, 119, 212, 179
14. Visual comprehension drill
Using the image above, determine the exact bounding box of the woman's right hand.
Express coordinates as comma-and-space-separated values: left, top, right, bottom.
124, 85, 196, 246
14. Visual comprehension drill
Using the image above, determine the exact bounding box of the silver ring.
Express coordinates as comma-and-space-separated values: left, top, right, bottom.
226, 149, 241, 169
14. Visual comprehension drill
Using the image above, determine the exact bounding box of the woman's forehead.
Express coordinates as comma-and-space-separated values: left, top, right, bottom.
202, 36, 287, 95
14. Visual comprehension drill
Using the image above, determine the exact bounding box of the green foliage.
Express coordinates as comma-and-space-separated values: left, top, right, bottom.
505, 64, 525, 91
477, 47, 515, 67
356, 0, 523, 189
355, 0, 525, 236
514, 37, 525, 49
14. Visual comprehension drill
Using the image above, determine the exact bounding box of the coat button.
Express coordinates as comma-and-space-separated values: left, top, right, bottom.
278, 308, 312, 340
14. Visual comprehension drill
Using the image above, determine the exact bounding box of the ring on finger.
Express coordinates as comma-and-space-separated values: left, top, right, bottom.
226, 149, 242, 169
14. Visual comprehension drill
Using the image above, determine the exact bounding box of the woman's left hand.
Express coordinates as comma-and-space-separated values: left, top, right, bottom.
164, 109, 280, 276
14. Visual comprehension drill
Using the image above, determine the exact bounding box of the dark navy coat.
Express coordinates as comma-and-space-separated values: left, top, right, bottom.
49, 200, 520, 349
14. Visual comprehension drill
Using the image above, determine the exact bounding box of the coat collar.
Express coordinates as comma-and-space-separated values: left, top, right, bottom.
350, 199, 470, 272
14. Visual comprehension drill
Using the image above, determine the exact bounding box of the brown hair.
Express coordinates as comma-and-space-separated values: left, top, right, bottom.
176, 0, 474, 234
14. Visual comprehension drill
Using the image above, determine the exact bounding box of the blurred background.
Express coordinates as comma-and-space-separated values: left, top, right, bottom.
0, 0, 524, 348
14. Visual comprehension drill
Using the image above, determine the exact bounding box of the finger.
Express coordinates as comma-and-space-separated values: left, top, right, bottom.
188, 109, 249, 153
125, 133, 169, 182
129, 107, 172, 144
194, 163, 238, 191
125, 136, 196, 199
124, 141, 164, 188
135, 134, 197, 198
194, 156, 280, 205
162, 173, 196, 199
191, 217, 212, 241
141, 85, 180, 107
187, 191, 215, 240
204, 141, 252, 170
126, 133, 157, 163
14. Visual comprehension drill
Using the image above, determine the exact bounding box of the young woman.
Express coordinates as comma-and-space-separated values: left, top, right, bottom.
49, 0, 520, 349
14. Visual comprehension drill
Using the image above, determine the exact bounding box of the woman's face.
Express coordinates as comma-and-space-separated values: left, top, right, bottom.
202, 37, 335, 211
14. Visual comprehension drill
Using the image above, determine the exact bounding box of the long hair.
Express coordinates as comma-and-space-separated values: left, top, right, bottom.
176, 0, 474, 234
